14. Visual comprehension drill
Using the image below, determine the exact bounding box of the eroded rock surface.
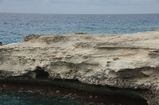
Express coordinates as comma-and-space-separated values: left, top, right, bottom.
0, 31, 159, 105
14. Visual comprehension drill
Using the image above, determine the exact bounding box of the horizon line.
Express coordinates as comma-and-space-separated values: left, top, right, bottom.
0, 12, 159, 15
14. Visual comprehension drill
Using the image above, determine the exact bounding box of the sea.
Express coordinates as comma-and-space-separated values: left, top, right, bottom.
0, 13, 159, 105
0, 91, 102, 105
0, 13, 159, 44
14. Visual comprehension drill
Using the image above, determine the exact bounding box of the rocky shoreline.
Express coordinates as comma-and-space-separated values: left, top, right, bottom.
0, 30, 159, 105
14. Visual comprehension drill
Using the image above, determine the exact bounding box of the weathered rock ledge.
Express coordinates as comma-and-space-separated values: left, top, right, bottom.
0, 31, 159, 105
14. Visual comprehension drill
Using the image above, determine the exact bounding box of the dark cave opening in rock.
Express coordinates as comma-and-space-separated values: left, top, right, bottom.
33, 66, 49, 79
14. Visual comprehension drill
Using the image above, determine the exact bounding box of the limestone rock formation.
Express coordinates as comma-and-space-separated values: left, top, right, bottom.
0, 30, 159, 105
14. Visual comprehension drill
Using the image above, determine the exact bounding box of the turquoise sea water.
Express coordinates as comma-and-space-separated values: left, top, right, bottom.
0, 91, 100, 105
0, 89, 148, 105
0, 13, 159, 44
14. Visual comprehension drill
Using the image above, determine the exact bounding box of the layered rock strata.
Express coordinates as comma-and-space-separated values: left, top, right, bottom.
0, 31, 159, 105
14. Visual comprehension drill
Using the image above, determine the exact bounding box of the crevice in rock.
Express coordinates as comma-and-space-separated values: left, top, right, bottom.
117, 66, 159, 79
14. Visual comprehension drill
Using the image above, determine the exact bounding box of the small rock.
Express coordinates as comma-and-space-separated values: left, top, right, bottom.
23, 72, 36, 79
95, 96, 98, 98
28, 72, 36, 79
68, 93, 73, 96
0, 42, 2, 46
2, 84, 6, 88
89, 95, 93, 99
56, 90, 60, 93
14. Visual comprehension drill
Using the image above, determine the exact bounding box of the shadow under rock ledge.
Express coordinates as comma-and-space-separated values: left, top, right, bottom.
0, 78, 148, 105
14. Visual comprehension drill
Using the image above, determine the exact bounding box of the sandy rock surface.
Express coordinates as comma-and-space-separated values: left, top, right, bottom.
0, 30, 159, 105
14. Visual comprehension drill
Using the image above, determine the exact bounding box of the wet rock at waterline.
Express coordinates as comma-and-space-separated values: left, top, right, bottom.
0, 42, 2, 46
0, 30, 159, 105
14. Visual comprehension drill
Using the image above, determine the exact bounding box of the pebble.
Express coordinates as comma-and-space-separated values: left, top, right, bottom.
68, 93, 73, 96
95, 96, 98, 98
3, 84, 6, 88
56, 90, 60, 93
89, 95, 93, 98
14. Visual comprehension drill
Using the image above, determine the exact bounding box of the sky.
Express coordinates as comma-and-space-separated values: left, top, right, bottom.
0, 0, 159, 14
